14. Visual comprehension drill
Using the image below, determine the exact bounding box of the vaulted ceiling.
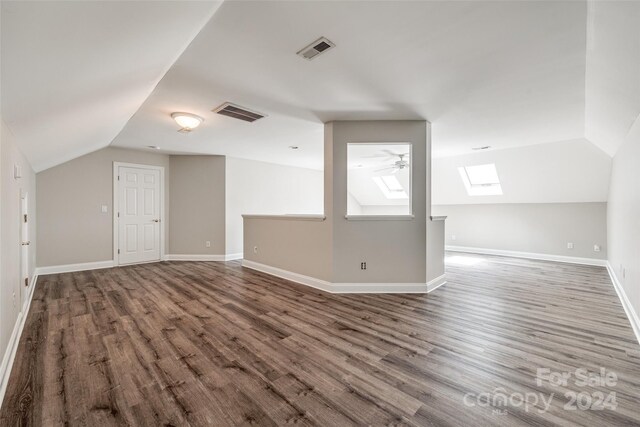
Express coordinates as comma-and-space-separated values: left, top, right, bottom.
1, 1, 222, 171
1, 1, 639, 177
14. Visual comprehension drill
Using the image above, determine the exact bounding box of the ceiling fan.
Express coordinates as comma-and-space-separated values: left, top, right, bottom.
375, 151, 410, 174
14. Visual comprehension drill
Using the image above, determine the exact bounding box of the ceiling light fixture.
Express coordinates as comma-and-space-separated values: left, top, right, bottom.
472, 145, 491, 151
147, 145, 160, 150
171, 112, 203, 132
289, 146, 299, 150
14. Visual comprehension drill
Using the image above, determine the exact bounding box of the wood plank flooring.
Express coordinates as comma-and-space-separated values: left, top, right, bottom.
1, 253, 639, 426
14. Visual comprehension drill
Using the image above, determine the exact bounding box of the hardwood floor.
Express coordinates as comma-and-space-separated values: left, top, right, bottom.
1, 253, 639, 426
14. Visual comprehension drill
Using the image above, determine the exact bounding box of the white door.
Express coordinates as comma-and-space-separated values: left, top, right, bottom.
21, 193, 30, 298
118, 166, 161, 265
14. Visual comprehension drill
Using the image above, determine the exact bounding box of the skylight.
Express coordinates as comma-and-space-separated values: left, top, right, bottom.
458, 163, 503, 196
372, 175, 408, 199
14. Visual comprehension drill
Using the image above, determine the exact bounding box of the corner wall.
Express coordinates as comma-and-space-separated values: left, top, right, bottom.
607, 115, 640, 323
36, 147, 170, 267
1, 118, 36, 399
169, 155, 226, 256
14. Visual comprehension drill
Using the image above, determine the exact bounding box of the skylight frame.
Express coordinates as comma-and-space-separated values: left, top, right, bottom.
458, 163, 503, 196
372, 175, 409, 200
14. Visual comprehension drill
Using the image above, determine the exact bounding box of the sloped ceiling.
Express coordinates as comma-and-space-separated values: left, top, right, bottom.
0, 1, 221, 172
1, 0, 638, 194
110, 0, 588, 170
584, 0, 640, 156
432, 139, 612, 205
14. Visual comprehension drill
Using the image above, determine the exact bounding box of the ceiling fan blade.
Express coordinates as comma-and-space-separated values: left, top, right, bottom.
381, 149, 400, 156
361, 153, 388, 158
375, 166, 396, 173
381, 149, 410, 157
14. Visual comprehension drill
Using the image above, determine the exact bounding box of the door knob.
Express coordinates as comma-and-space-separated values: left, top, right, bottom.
152, 219, 160, 223
22, 241, 30, 246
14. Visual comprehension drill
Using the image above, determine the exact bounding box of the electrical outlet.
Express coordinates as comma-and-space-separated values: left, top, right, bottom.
253, 246, 258, 254
360, 262, 367, 270
101, 205, 108, 213
451, 234, 457, 241
593, 244, 600, 252
623, 268, 626, 279
205, 241, 211, 248
12, 292, 16, 307
567, 242, 574, 249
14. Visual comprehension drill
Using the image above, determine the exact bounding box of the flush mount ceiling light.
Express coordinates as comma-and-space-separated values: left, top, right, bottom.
171, 112, 203, 133
147, 145, 160, 150
289, 145, 299, 150
472, 145, 491, 151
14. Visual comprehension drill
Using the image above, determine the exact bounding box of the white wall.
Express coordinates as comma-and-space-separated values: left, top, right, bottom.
225, 157, 323, 256
608, 115, 640, 320
1, 118, 36, 398
433, 203, 607, 260
433, 139, 611, 205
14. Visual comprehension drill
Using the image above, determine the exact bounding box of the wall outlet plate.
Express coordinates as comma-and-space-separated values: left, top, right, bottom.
253, 246, 258, 254
567, 242, 574, 249
205, 241, 211, 248
593, 244, 601, 252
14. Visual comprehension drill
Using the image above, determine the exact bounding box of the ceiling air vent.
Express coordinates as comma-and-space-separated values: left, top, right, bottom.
297, 37, 335, 60
212, 102, 266, 123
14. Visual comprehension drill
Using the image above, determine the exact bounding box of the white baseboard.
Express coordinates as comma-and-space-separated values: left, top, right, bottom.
36, 260, 115, 275
606, 262, 640, 346
164, 254, 242, 262
332, 282, 430, 293
242, 260, 334, 292
242, 260, 443, 294
427, 274, 447, 293
0, 272, 38, 407
446, 245, 608, 267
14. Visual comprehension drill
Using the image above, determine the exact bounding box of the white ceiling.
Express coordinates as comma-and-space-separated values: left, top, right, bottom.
1, 0, 638, 189
432, 139, 612, 205
584, 1, 640, 156
0, 1, 221, 171
109, 0, 588, 169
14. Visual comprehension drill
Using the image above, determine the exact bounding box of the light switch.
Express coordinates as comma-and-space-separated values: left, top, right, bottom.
101, 205, 108, 213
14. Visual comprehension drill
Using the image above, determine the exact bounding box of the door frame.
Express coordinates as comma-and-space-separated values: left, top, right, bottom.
20, 191, 29, 304
113, 162, 165, 266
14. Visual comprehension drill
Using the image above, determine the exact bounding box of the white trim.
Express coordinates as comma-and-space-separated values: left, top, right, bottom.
345, 215, 414, 221
36, 260, 115, 275
225, 253, 243, 261
0, 273, 38, 406
332, 282, 429, 293
242, 260, 334, 292
242, 260, 442, 294
164, 254, 238, 262
445, 245, 608, 267
606, 262, 640, 346
427, 274, 447, 292
113, 162, 165, 267
242, 214, 326, 221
